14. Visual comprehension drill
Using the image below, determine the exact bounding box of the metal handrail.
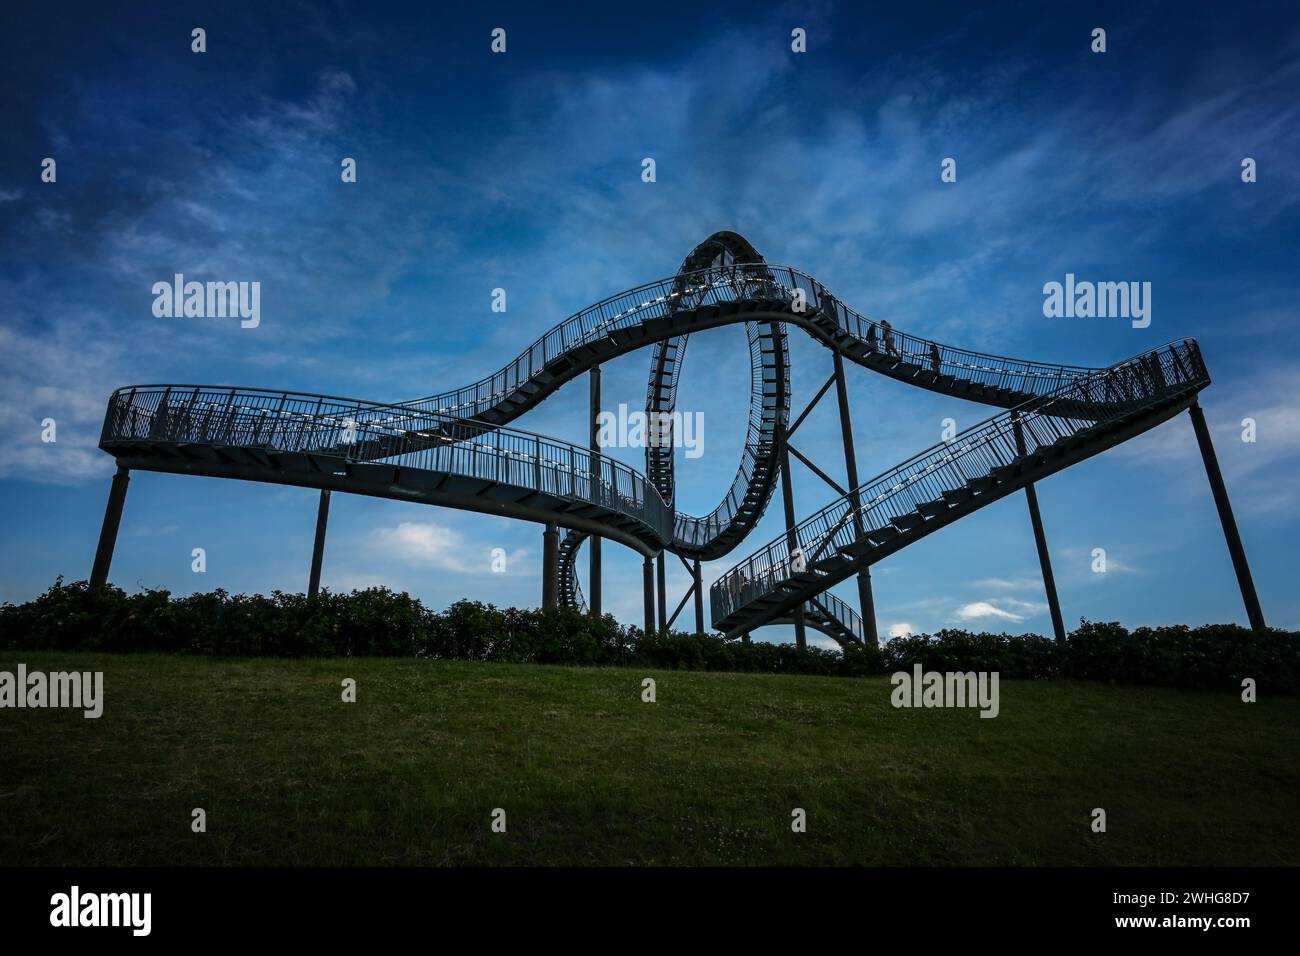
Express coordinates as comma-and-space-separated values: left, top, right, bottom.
130, 263, 1087, 433
380, 263, 1096, 422
806, 591, 864, 642
709, 339, 1207, 626
557, 530, 588, 613
107, 263, 1108, 565
102, 387, 674, 544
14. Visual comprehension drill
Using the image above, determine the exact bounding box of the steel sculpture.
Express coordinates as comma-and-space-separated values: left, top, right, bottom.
92, 233, 1266, 642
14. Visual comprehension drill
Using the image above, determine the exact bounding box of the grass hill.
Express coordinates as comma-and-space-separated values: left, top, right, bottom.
2, 652, 1297, 866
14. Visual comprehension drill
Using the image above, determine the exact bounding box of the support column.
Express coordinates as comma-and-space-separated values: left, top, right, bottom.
542, 522, 559, 610
1013, 417, 1065, 641
777, 417, 807, 651
656, 552, 667, 633
1189, 402, 1266, 631
693, 559, 704, 636
308, 489, 331, 599
833, 350, 878, 645
90, 466, 131, 588
589, 368, 602, 618
642, 556, 656, 636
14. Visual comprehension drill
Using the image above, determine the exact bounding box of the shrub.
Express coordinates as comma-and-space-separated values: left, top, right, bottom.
1, 581, 1297, 693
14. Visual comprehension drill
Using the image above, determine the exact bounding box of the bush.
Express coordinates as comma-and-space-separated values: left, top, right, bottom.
2, 580, 1297, 692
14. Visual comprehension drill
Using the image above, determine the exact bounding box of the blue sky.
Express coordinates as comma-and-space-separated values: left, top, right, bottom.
1, 1, 1298, 643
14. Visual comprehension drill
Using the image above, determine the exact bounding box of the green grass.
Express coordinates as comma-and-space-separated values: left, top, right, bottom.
2, 652, 1297, 866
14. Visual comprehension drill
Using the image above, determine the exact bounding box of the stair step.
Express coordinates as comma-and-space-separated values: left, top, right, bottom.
990, 463, 1019, 482
811, 555, 850, 574
889, 512, 924, 532
837, 540, 874, 559
863, 352, 898, 369
865, 526, 900, 546
967, 476, 996, 494
941, 487, 972, 505
917, 499, 949, 519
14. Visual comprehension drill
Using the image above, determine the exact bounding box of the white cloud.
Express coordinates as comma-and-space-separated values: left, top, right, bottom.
969, 576, 1042, 592
955, 601, 1024, 623
371, 521, 470, 572
0, 316, 127, 483
887, 622, 914, 638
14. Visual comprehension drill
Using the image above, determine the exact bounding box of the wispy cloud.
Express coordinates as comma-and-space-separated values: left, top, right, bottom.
952, 597, 1048, 626
954, 601, 1025, 624
1, 5, 1296, 632
370, 521, 471, 573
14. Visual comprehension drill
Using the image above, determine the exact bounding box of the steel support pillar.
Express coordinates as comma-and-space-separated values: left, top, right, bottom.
1013, 417, 1065, 641
90, 466, 131, 589
777, 417, 807, 651
1189, 402, 1266, 631
656, 552, 667, 633
832, 350, 877, 645
589, 367, 602, 618
308, 489, 331, 599
693, 559, 704, 636
542, 522, 559, 610
643, 556, 656, 636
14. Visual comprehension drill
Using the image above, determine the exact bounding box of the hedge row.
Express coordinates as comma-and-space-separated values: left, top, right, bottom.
2, 579, 1297, 693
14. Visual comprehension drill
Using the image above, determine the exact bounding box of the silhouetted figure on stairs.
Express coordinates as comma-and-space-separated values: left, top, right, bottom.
882, 319, 898, 357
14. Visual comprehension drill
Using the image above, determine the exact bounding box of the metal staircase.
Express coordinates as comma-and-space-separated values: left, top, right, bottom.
270, 258, 1100, 573
96, 234, 1244, 639
101, 385, 674, 558
556, 526, 863, 646
557, 529, 588, 612
709, 340, 1211, 637
771, 591, 865, 646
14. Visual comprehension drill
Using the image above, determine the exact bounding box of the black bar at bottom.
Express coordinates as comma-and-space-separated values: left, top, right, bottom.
0, 865, 1285, 942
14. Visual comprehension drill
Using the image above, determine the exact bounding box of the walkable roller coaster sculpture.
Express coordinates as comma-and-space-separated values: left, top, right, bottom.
90, 232, 1267, 647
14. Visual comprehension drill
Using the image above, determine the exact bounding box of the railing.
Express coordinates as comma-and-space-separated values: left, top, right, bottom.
101, 386, 674, 544
568, 570, 586, 613
805, 591, 863, 642
215, 263, 1099, 561
328, 263, 1097, 428
710, 340, 1208, 626
102, 264, 1122, 573
670, 324, 787, 553
558, 531, 587, 612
